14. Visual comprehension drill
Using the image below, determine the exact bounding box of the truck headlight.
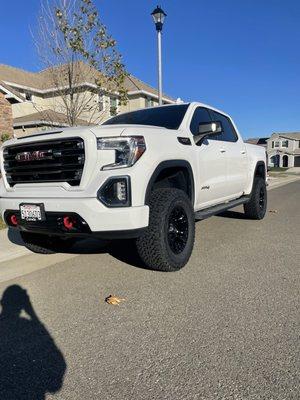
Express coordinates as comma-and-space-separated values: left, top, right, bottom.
97, 136, 146, 170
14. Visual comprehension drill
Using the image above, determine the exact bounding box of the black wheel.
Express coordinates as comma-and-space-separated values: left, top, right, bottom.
20, 232, 76, 254
244, 177, 267, 220
136, 188, 195, 271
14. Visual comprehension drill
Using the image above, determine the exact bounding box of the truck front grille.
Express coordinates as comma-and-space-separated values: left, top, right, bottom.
3, 137, 85, 187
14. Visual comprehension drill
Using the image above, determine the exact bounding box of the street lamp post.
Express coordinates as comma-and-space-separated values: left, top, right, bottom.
151, 6, 167, 106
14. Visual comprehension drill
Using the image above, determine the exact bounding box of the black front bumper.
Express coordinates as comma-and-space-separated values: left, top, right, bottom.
4, 210, 91, 235
4, 210, 146, 240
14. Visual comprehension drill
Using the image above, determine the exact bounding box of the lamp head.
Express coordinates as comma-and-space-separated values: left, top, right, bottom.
151, 5, 167, 31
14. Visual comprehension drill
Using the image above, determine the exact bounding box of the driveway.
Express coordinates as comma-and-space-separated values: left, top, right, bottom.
0, 181, 299, 399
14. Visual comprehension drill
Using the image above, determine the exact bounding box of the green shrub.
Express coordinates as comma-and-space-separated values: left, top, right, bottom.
1, 133, 11, 142
0, 217, 6, 230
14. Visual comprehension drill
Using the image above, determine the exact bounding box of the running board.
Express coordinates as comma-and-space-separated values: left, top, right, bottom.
195, 196, 250, 221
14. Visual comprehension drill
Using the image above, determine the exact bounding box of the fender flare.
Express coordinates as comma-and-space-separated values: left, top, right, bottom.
144, 160, 195, 205
249, 161, 266, 193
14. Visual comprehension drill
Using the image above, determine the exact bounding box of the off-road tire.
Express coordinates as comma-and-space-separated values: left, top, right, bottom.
20, 231, 76, 254
244, 177, 267, 220
136, 188, 195, 272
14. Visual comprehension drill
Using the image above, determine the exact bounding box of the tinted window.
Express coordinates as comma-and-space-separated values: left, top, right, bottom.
210, 111, 238, 142
190, 107, 212, 135
103, 104, 189, 130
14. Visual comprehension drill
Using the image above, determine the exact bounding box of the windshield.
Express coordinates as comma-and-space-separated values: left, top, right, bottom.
102, 104, 189, 130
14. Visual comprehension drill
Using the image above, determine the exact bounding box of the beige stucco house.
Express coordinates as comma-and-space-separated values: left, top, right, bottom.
0, 63, 175, 137
267, 132, 300, 168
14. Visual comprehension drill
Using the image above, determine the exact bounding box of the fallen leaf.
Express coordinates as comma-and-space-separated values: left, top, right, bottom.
105, 295, 125, 306
269, 209, 278, 213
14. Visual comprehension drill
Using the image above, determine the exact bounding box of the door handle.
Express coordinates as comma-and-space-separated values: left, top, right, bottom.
241, 150, 246, 154
220, 149, 226, 153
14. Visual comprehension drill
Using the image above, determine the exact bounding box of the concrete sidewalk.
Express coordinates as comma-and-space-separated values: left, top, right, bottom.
0, 229, 76, 283
0, 229, 30, 263
267, 174, 300, 189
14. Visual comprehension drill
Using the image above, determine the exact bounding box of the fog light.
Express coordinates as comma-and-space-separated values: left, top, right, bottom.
98, 176, 131, 207
116, 181, 127, 201
63, 216, 76, 230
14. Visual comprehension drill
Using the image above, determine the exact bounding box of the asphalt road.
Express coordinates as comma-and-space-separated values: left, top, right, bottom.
0, 182, 299, 400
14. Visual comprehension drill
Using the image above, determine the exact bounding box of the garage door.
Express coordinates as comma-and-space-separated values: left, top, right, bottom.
294, 156, 300, 167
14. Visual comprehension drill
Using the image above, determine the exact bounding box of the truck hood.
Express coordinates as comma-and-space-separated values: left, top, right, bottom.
1, 124, 167, 149
90, 124, 166, 137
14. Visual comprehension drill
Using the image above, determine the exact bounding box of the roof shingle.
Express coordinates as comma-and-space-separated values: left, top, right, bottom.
269, 132, 300, 140
0, 62, 174, 101
13, 109, 89, 126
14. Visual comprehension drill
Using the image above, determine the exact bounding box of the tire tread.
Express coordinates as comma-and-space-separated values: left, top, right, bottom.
136, 188, 195, 271
244, 177, 267, 220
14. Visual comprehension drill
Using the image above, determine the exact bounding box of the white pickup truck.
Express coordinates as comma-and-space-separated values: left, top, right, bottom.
0, 103, 267, 271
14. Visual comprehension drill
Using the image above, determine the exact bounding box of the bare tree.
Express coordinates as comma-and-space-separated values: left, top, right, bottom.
33, 0, 128, 126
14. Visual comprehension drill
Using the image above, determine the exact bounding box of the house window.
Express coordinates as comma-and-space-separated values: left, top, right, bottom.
25, 92, 32, 101
110, 97, 118, 116
281, 140, 288, 148
146, 97, 153, 108
274, 141, 280, 148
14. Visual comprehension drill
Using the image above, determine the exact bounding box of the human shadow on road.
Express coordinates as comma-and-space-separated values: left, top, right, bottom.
0, 285, 66, 400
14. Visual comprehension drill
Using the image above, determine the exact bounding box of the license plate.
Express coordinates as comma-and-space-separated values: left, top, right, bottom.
20, 204, 46, 222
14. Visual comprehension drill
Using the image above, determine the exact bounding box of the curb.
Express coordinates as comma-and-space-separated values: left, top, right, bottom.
267, 176, 300, 190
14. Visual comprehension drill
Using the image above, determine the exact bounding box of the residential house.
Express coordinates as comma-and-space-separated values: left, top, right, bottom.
267, 132, 300, 168
0, 63, 175, 137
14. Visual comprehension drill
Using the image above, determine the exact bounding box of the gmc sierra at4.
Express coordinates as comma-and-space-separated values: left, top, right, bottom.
0, 103, 267, 271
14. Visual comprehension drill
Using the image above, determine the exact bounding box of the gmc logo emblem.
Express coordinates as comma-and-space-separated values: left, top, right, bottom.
15, 150, 53, 162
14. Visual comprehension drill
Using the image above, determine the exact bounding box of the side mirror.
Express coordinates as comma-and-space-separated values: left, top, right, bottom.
194, 121, 222, 145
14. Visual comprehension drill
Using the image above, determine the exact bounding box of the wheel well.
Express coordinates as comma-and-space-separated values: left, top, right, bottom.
254, 162, 266, 180
145, 162, 194, 205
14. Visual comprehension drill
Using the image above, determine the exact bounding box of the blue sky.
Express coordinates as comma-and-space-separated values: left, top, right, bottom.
1, 0, 300, 139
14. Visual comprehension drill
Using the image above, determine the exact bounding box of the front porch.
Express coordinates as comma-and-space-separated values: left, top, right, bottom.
268, 152, 300, 168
